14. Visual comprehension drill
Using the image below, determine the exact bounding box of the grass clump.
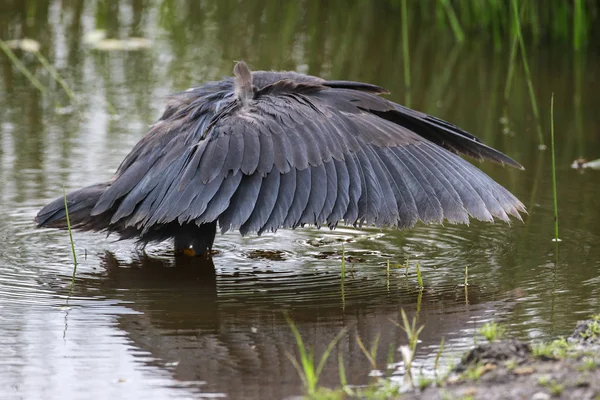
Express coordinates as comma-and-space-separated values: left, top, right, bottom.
531, 337, 570, 359
462, 363, 496, 381
356, 333, 381, 372
504, 358, 518, 371
577, 357, 597, 372
397, 309, 425, 382
537, 375, 564, 396
580, 319, 600, 340
285, 314, 347, 397
478, 322, 506, 342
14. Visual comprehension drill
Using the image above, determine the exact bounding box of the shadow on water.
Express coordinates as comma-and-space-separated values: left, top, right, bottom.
2, 0, 600, 399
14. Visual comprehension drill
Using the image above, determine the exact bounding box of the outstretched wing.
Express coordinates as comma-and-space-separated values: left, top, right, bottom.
93, 63, 525, 236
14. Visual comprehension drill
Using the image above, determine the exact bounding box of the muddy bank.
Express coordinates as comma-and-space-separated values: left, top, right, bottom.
407, 318, 600, 400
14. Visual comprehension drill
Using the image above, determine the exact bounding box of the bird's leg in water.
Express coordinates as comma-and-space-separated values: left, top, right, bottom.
174, 222, 217, 257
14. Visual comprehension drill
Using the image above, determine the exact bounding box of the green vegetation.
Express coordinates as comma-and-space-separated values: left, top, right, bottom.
356, 333, 381, 371
580, 318, 600, 340
285, 314, 348, 397
531, 337, 571, 359
438, 0, 465, 43
416, 0, 597, 51
479, 321, 507, 342
578, 357, 598, 372
434, 337, 445, 375
63, 189, 78, 285
550, 93, 560, 242
462, 363, 493, 381
537, 375, 564, 396
415, 262, 424, 289
340, 244, 347, 309
287, 308, 426, 398
504, 358, 518, 371
398, 309, 425, 381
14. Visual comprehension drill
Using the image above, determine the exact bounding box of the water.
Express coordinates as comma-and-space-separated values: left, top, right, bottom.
1, 1, 600, 399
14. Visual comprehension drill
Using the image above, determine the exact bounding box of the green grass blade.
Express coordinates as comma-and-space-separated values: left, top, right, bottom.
315, 326, 348, 381
338, 348, 347, 388
434, 337, 445, 373
439, 0, 465, 42
0, 39, 47, 95
550, 93, 559, 241
63, 188, 78, 284
356, 335, 377, 370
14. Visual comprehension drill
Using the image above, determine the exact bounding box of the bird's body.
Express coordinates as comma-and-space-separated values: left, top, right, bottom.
36, 62, 525, 256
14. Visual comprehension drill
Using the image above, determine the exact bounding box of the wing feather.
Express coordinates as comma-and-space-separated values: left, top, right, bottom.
386, 146, 444, 223
197, 171, 244, 223
360, 145, 399, 226
240, 171, 280, 235
219, 173, 263, 233
299, 163, 328, 226
342, 152, 362, 225
327, 159, 350, 227
395, 145, 468, 224
283, 167, 311, 228
372, 147, 417, 228
317, 160, 338, 227
259, 168, 296, 234
240, 123, 261, 175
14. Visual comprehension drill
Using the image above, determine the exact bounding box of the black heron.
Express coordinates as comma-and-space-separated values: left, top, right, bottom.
36, 62, 526, 256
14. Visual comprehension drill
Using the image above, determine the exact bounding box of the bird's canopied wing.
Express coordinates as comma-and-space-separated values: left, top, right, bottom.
103, 72, 524, 236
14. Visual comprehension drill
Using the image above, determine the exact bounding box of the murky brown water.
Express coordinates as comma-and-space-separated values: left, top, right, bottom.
1, 1, 600, 399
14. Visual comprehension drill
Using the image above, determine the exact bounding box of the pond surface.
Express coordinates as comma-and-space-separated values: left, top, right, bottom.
1, 1, 600, 399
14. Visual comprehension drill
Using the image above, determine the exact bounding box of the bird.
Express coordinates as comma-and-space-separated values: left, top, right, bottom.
35, 61, 526, 257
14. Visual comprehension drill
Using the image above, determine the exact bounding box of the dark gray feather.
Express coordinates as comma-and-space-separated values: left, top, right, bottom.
259, 168, 296, 234
283, 167, 311, 228
240, 170, 280, 235
218, 173, 263, 233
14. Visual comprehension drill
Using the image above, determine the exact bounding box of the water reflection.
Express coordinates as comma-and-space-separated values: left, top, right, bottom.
65, 250, 519, 399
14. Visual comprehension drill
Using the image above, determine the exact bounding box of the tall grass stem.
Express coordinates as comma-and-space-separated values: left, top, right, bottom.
440, 0, 465, 42
550, 93, 559, 242
63, 188, 78, 284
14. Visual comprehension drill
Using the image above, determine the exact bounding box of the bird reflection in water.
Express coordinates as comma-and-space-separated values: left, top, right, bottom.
64, 251, 519, 399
